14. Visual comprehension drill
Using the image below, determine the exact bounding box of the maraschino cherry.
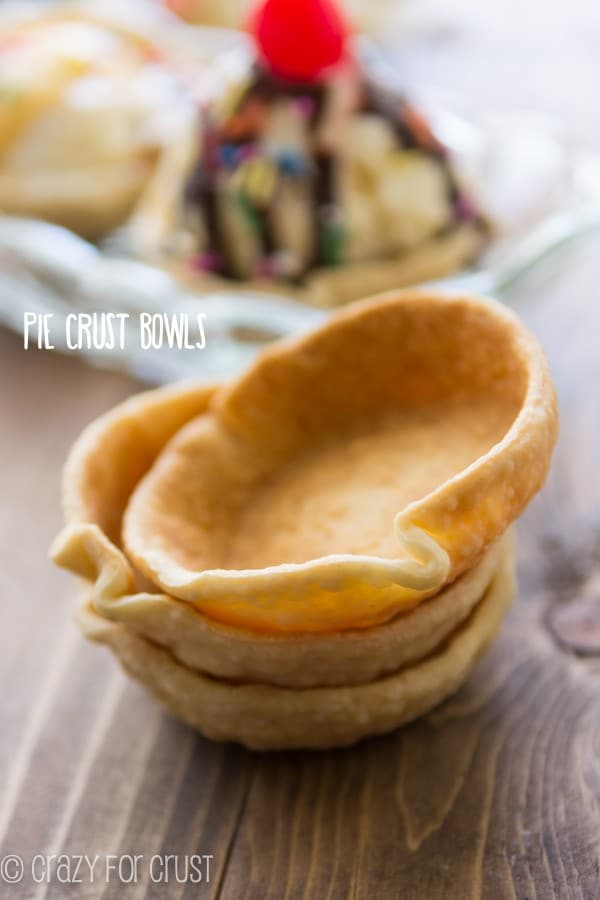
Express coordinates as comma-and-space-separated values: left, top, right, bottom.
248, 0, 350, 83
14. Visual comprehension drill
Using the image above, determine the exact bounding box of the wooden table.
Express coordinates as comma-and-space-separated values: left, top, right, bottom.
1, 3, 600, 897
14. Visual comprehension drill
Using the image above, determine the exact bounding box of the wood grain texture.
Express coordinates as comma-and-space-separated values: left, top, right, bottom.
1, 2, 600, 896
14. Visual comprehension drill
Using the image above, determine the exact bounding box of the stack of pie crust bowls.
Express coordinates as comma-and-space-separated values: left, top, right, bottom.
52, 290, 557, 750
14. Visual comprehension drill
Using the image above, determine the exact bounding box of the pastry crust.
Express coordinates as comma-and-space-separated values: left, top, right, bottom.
59, 380, 219, 544
54, 520, 510, 688
75, 540, 515, 750
119, 291, 556, 632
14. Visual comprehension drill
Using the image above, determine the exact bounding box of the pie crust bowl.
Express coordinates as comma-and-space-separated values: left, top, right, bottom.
74, 542, 515, 750
117, 290, 554, 633
52, 290, 556, 640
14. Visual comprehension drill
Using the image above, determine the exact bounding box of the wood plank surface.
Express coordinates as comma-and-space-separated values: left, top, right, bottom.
1, 2, 600, 897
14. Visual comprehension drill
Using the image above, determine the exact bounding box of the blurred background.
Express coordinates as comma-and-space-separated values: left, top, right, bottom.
2, 0, 599, 377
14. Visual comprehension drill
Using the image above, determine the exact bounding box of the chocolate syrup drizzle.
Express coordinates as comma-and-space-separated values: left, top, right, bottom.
184, 65, 483, 282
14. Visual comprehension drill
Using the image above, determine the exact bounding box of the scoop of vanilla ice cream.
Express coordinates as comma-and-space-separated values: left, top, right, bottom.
338, 115, 452, 260
377, 151, 453, 251
336, 114, 397, 261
